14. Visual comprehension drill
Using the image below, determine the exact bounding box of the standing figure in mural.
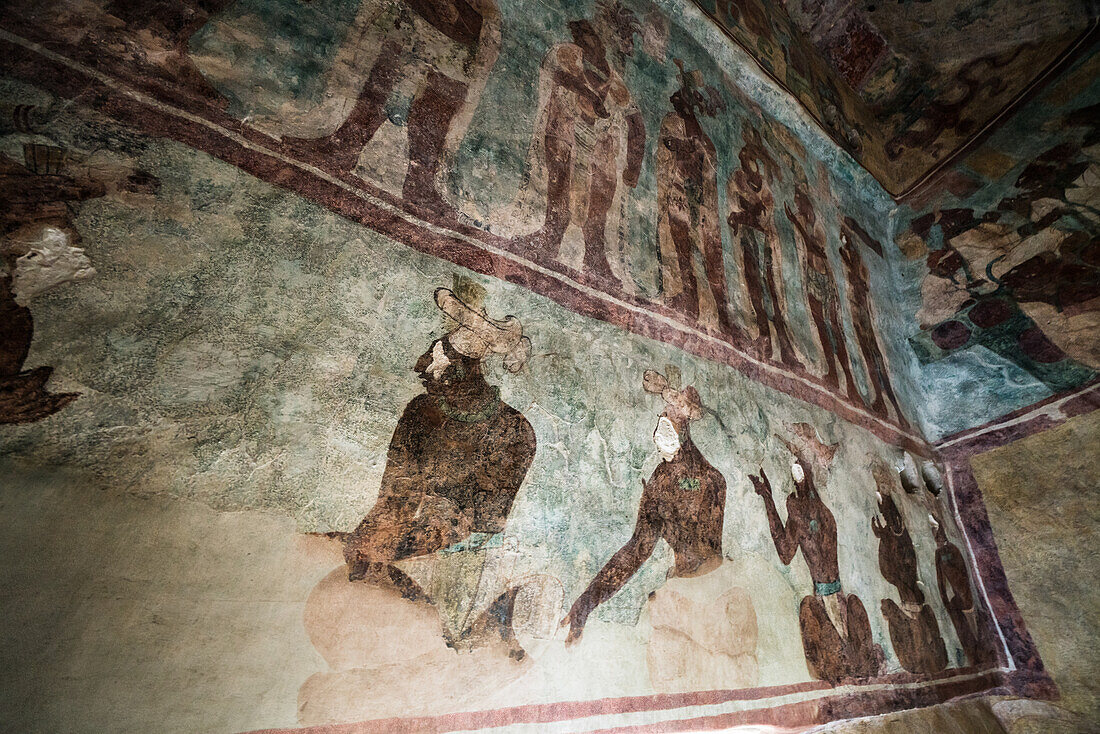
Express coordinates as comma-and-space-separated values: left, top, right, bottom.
657, 62, 742, 340
1, 145, 103, 423
931, 512, 991, 666
871, 474, 948, 674
838, 231, 910, 428
517, 1, 646, 285
725, 127, 796, 363
258, 0, 502, 219
751, 424, 881, 681
562, 369, 727, 643
785, 187, 859, 396
343, 287, 536, 650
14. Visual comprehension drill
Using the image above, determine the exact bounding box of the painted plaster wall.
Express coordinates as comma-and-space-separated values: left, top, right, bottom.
891, 46, 1100, 440
0, 79, 997, 731
971, 409, 1100, 724
0, 1, 1033, 731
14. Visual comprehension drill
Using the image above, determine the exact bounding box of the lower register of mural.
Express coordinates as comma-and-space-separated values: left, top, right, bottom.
0, 78, 1036, 734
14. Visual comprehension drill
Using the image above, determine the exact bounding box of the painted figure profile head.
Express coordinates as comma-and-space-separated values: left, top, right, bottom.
595, 0, 641, 59
414, 286, 530, 395
643, 367, 703, 461
670, 59, 724, 118
775, 422, 837, 494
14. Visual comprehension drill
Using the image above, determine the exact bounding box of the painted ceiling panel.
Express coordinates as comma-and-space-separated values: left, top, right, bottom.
692, 0, 1098, 197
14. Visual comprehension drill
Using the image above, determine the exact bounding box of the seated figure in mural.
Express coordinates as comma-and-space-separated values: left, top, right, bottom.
656, 61, 743, 341
726, 127, 797, 365
343, 286, 536, 650
751, 424, 882, 681
251, 0, 502, 219
871, 472, 948, 674
785, 186, 859, 397
515, 1, 646, 285
930, 511, 993, 667
837, 230, 911, 429
561, 368, 728, 643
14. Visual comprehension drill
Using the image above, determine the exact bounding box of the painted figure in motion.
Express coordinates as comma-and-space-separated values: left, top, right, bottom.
726, 127, 796, 364
251, 0, 502, 219
838, 228, 910, 428
343, 286, 536, 651
871, 471, 948, 674
517, 0, 646, 285
751, 424, 881, 681
786, 186, 859, 397
562, 368, 727, 643
657, 62, 742, 339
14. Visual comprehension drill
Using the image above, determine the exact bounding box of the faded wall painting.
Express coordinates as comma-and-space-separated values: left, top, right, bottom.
0, 1, 1039, 732
894, 46, 1100, 438
0, 87, 1007, 731
690, 0, 1097, 195
1, 0, 930, 449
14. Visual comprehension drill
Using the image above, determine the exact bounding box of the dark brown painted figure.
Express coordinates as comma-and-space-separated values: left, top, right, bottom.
286, 0, 500, 219
751, 425, 881, 681
562, 370, 726, 643
343, 288, 535, 647
726, 127, 796, 362
1, 148, 104, 423
785, 186, 858, 395
838, 232, 910, 428
871, 486, 948, 674
521, 3, 646, 283
931, 513, 992, 667
657, 64, 742, 340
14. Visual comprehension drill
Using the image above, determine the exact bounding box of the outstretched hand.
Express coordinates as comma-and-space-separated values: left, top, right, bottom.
749, 467, 771, 498
560, 605, 587, 646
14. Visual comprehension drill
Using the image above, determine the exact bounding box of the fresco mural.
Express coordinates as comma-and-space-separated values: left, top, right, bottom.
893, 46, 1100, 438
0, 0, 1052, 731
0, 0, 929, 447
690, 0, 1098, 195
1, 131, 115, 423
750, 424, 882, 682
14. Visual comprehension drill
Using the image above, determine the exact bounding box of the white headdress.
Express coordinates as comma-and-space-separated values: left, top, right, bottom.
435, 287, 531, 373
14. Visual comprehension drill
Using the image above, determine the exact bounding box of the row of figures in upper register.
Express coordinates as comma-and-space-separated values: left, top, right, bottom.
327, 284, 992, 683
179, 0, 911, 428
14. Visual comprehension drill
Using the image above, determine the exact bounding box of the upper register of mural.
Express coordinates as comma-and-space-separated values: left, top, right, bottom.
0, 1, 1021, 732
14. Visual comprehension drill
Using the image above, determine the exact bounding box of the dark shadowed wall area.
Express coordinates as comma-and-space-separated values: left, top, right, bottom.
0, 1, 1095, 733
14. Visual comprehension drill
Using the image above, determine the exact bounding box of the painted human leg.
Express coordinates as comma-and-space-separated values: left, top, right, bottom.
402, 70, 469, 219
580, 133, 620, 283
666, 209, 700, 321
739, 232, 773, 358
284, 40, 405, 172
798, 594, 849, 681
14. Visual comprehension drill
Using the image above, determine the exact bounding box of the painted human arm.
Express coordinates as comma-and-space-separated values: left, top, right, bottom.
623, 109, 646, 188
548, 46, 609, 120
562, 480, 661, 643
750, 468, 800, 565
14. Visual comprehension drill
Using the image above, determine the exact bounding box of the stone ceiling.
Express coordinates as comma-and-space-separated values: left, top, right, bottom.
692, 0, 1098, 197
